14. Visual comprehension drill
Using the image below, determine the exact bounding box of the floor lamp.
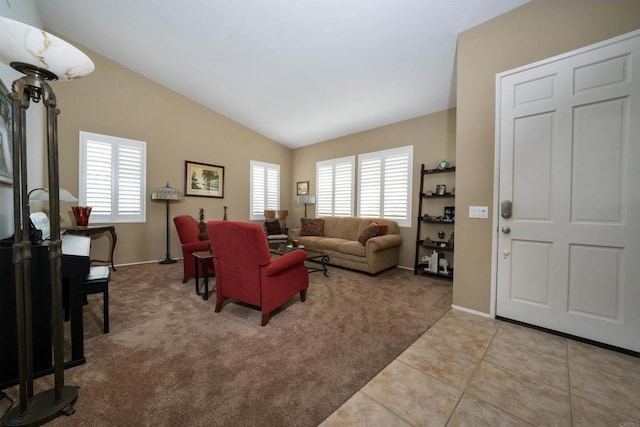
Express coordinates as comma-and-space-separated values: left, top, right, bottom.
0, 17, 94, 426
296, 195, 316, 218
151, 183, 183, 264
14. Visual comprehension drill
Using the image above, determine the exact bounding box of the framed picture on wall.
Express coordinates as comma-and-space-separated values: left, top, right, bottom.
0, 79, 13, 185
297, 181, 309, 195
185, 160, 225, 198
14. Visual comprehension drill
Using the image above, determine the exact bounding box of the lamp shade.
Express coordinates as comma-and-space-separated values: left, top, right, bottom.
0, 16, 95, 79
28, 187, 78, 202
151, 183, 183, 201
296, 195, 316, 205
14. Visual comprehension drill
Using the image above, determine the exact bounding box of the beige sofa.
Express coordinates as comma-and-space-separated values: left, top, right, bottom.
288, 217, 402, 275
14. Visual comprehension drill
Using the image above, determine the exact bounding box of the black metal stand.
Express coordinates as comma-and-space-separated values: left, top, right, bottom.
158, 199, 176, 264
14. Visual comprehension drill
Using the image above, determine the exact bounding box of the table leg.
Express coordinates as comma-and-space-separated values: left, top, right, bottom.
108, 228, 117, 271
202, 258, 209, 301
194, 255, 201, 296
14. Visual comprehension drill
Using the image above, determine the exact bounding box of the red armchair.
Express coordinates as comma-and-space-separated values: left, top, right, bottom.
206, 220, 309, 326
173, 215, 215, 283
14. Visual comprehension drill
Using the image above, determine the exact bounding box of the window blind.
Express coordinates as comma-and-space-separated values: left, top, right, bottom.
250, 160, 280, 220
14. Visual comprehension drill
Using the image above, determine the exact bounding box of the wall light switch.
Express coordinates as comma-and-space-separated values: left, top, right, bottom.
469, 206, 489, 219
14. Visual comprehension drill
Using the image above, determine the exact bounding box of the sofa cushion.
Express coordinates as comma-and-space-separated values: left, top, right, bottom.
368, 220, 388, 235
338, 241, 366, 257
301, 218, 324, 236
358, 224, 382, 245
315, 237, 350, 252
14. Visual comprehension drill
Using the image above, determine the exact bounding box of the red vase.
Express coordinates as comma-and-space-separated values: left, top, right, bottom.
72, 206, 92, 227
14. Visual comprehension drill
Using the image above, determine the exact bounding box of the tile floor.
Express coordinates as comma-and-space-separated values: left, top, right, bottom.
320, 309, 640, 426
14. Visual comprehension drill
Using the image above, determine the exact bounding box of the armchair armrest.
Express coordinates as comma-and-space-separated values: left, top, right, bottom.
182, 240, 210, 253
264, 250, 307, 276
366, 234, 402, 253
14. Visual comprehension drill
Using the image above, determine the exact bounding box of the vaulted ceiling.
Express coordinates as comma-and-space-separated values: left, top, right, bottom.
36, 0, 529, 148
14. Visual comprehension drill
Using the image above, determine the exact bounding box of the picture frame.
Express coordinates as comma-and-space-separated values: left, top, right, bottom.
296, 181, 309, 195
185, 160, 225, 198
0, 79, 13, 185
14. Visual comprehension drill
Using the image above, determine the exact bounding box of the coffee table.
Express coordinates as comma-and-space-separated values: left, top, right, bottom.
270, 244, 330, 277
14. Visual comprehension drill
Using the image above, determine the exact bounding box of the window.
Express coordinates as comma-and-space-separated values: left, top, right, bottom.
79, 131, 146, 223
316, 156, 355, 217
250, 160, 280, 220
358, 145, 413, 227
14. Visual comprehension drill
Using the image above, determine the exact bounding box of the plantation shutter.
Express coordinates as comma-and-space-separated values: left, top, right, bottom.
80, 131, 146, 223
250, 161, 280, 220
316, 156, 354, 217
358, 146, 412, 227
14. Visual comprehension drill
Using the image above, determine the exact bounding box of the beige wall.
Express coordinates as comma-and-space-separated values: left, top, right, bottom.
455, 0, 640, 313
291, 109, 456, 269
50, 44, 292, 265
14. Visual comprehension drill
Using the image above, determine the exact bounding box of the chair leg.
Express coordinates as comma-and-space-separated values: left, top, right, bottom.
261, 313, 270, 326
300, 289, 307, 302
182, 275, 189, 284
215, 301, 223, 312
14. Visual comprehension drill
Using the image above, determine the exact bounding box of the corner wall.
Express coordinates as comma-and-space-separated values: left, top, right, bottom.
454, 0, 640, 313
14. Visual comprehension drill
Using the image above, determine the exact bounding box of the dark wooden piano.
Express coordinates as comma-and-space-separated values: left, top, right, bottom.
0, 234, 91, 390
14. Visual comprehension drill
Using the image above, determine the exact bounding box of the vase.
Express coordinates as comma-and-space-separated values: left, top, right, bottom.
72, 206, 92, 227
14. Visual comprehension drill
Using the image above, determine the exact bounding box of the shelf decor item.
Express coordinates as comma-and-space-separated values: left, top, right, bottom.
437, 160, 449, 170
0, 16, 95, 425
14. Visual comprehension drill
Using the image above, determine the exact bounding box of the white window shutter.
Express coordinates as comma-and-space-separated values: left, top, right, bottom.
358, 146, 412, 227
250, 161, 280, 220
80, 131, 146, 223
316, 156, 355, 217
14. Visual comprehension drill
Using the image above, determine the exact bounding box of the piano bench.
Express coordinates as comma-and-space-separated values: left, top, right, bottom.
81, 266, 110, 334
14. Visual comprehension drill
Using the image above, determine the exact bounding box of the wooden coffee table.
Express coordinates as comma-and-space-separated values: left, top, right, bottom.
270, 244, 330, 277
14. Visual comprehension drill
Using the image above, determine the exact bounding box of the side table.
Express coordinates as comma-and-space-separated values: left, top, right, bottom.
66, 225, 118, 271
193, 250, 215, 300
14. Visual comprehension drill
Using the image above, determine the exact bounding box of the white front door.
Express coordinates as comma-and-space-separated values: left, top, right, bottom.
495, 31, 640, 352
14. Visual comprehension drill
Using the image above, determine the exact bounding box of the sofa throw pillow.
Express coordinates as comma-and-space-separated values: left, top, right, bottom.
265, 220, 282, 236
358, 224, 382, 245
368, 220, 388, 235
301, 218, 324, 236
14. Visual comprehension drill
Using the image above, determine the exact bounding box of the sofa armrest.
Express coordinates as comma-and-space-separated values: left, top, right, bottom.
366, 234, 402, 253
264, 250, 307, 276
288, 228, 302, 240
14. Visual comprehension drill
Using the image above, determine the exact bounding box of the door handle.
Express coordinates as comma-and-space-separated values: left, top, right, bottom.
502, 226, 511, 234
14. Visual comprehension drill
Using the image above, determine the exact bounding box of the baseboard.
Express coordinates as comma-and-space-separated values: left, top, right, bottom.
451, 304, 493, 319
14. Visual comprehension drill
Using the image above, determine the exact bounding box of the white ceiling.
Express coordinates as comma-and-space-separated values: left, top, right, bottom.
35, 0, 528, 148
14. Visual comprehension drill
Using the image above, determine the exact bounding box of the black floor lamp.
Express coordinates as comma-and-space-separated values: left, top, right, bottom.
151, 183, 183, 264
0, 16, 95, 426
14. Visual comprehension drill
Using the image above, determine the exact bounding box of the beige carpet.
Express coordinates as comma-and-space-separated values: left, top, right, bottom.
3, 261, 452, 426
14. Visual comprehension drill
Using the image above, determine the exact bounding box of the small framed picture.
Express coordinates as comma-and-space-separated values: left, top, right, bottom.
296, 181, 309, 195
185, 160, 225, 198
444, 206, 455, 220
